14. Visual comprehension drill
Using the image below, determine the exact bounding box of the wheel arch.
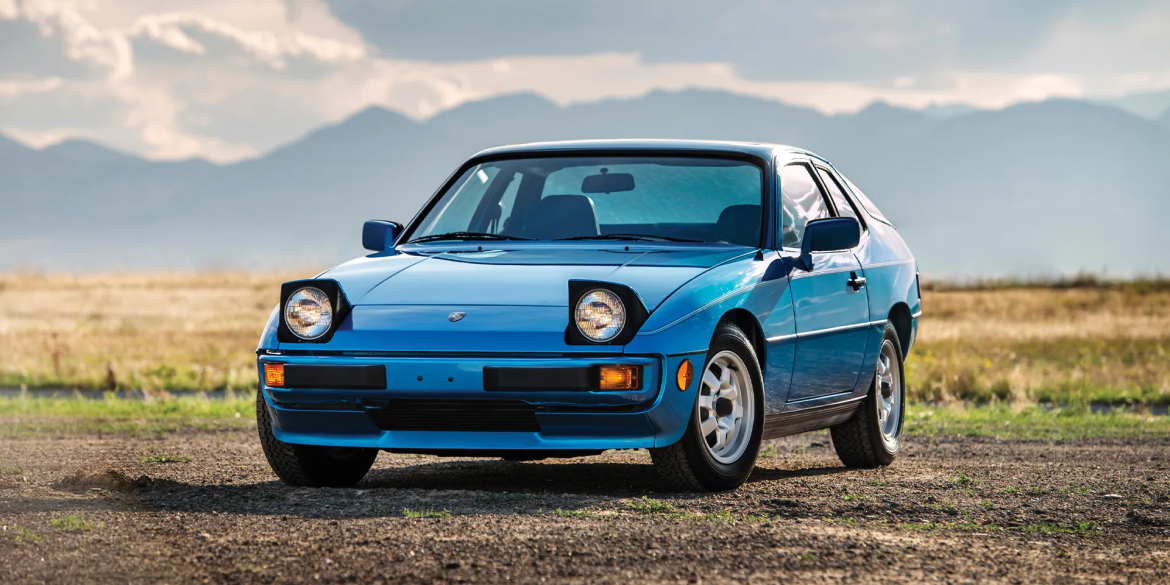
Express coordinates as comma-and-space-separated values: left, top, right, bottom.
888, 302, 912, 356
717, 308, 766, 367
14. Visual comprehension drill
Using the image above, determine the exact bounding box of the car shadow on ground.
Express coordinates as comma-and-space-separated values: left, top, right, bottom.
359, 458, 852, 494
359, 459, 662, 494
53, 458, 854, 519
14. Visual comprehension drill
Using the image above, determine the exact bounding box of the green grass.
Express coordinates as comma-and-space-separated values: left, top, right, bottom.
894, 521, 1001, 532
50, 513, 99, 532
628, 497, 677, 515
905, 404, 1170, 440
552, 508, 594, 518
1, 418, 251, 438
0, 392, 252, 418
12, 525, 41, 542
1, 394, 1166, 440
625, 498, 770, 523
140, 450, 192, 464
1021, 521, 1100, 535
0, 392, 254, 437
402, 508, 451, 519
893, 517, 1099, 536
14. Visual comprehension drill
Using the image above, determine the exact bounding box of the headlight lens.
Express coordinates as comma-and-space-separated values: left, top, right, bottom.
284, 287, 333, 340
575, 289, 626, 342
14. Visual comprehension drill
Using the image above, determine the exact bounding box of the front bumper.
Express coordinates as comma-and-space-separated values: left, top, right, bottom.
257, 353, 699, 452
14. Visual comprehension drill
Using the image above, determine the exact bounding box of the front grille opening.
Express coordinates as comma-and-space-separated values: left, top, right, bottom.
366, 399, 540, 433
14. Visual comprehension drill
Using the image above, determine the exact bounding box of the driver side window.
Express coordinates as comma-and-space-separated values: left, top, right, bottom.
779, 163, 830, 249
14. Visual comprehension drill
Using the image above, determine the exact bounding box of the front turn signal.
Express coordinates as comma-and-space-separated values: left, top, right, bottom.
676, 359, 694, 391
599, 365, 641, 390
264, 363, 285, 387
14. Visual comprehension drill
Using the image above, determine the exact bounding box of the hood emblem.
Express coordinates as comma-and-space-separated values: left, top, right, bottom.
447, 311, 466, 322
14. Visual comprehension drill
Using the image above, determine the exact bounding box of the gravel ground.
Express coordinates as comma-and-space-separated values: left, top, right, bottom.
1, 427, 1168, 584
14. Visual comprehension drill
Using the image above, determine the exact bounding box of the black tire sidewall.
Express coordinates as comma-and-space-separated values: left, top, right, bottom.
257, 389, 377, 487
867, 324, 905, 464
681, 322, 765, 489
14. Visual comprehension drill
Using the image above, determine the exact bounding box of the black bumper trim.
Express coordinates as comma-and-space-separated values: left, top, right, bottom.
282, 364, 387, 390
367, 399, 540, 432
483, 366, 596, 392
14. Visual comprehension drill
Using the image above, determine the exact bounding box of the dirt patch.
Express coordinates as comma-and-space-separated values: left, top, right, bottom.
53, 470, 153, 494
1, 430, 1168, 584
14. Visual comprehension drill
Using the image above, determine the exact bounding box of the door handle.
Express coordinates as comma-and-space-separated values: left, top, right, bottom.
848, 271, 866, 291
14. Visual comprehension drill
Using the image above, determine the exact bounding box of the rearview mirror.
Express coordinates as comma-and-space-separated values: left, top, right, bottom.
362, 220, 402, 251
799, 217, 860, 270
581, 170, 635, 194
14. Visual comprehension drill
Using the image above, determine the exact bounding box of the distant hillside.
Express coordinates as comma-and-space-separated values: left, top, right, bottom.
1104, 89, 1170, 119
3, 90, 1169, 277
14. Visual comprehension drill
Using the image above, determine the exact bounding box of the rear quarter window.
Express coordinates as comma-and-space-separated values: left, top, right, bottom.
840, 175, 891, 225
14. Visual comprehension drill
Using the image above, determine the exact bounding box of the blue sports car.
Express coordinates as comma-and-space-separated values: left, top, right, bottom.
256, 139, 921, 491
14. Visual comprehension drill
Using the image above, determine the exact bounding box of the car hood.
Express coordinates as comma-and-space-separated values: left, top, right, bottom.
321, 246, 752, 311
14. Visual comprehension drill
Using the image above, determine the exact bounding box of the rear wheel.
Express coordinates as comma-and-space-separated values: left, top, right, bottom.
650, 321, 764, 491
256, 390, 378, 487
831, 323, 905, 468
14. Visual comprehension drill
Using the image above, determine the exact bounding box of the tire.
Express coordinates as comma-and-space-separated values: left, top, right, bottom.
256, 390, 378, 487
831, 322, 905, 468
650, 321, 765, 491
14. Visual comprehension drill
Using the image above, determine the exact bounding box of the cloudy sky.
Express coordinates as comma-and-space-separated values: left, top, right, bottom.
2, 0, 1169, 163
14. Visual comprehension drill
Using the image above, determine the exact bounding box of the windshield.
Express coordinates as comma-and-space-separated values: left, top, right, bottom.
408, 155, 764, 246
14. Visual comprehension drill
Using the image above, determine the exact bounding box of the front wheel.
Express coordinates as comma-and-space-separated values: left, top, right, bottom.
830, 322, 905, 468
650, 321, 764, 491
256, 390, 378, 487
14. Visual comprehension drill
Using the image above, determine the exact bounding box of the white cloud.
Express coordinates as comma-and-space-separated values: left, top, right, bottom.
18, 0, 135, 79
2, 0, 1169, 164
1, 125, 94, 147
127, 11, 366, 69
0, 0, 366, 161
0, 75, 63, 96
0, 0, 19, 19
338, 53, 1103, 118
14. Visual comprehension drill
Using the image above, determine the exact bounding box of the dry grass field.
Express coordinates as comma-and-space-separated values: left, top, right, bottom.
0, 272, 296, 392
1, 272, 1169, 406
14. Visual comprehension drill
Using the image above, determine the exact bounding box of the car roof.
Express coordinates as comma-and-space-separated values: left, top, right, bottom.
471, 139, 812, 162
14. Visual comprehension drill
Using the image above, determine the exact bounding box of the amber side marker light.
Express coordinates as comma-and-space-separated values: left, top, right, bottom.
599, 365, 641, 390
264, 363, 285, 387
676, 359, 694, 391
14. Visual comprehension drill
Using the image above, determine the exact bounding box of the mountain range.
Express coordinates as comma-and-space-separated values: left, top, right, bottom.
3, 89, 1170, 278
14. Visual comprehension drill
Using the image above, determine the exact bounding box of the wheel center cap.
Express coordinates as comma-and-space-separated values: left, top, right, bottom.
715, 397, 734, 417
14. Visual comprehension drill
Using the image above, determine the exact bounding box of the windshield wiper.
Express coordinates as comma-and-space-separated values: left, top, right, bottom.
407, 231, 534, 244
556, 233, 706, 243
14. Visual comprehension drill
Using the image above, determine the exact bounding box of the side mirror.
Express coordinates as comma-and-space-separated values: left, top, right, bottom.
362, 220, 402, 252
799, 217, 860, 270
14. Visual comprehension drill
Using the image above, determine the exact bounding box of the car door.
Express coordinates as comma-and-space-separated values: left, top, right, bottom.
779, 161, 871, 404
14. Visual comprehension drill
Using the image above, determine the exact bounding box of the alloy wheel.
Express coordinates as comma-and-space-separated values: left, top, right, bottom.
697, 350, 755, 464
875, 339, 902, 450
